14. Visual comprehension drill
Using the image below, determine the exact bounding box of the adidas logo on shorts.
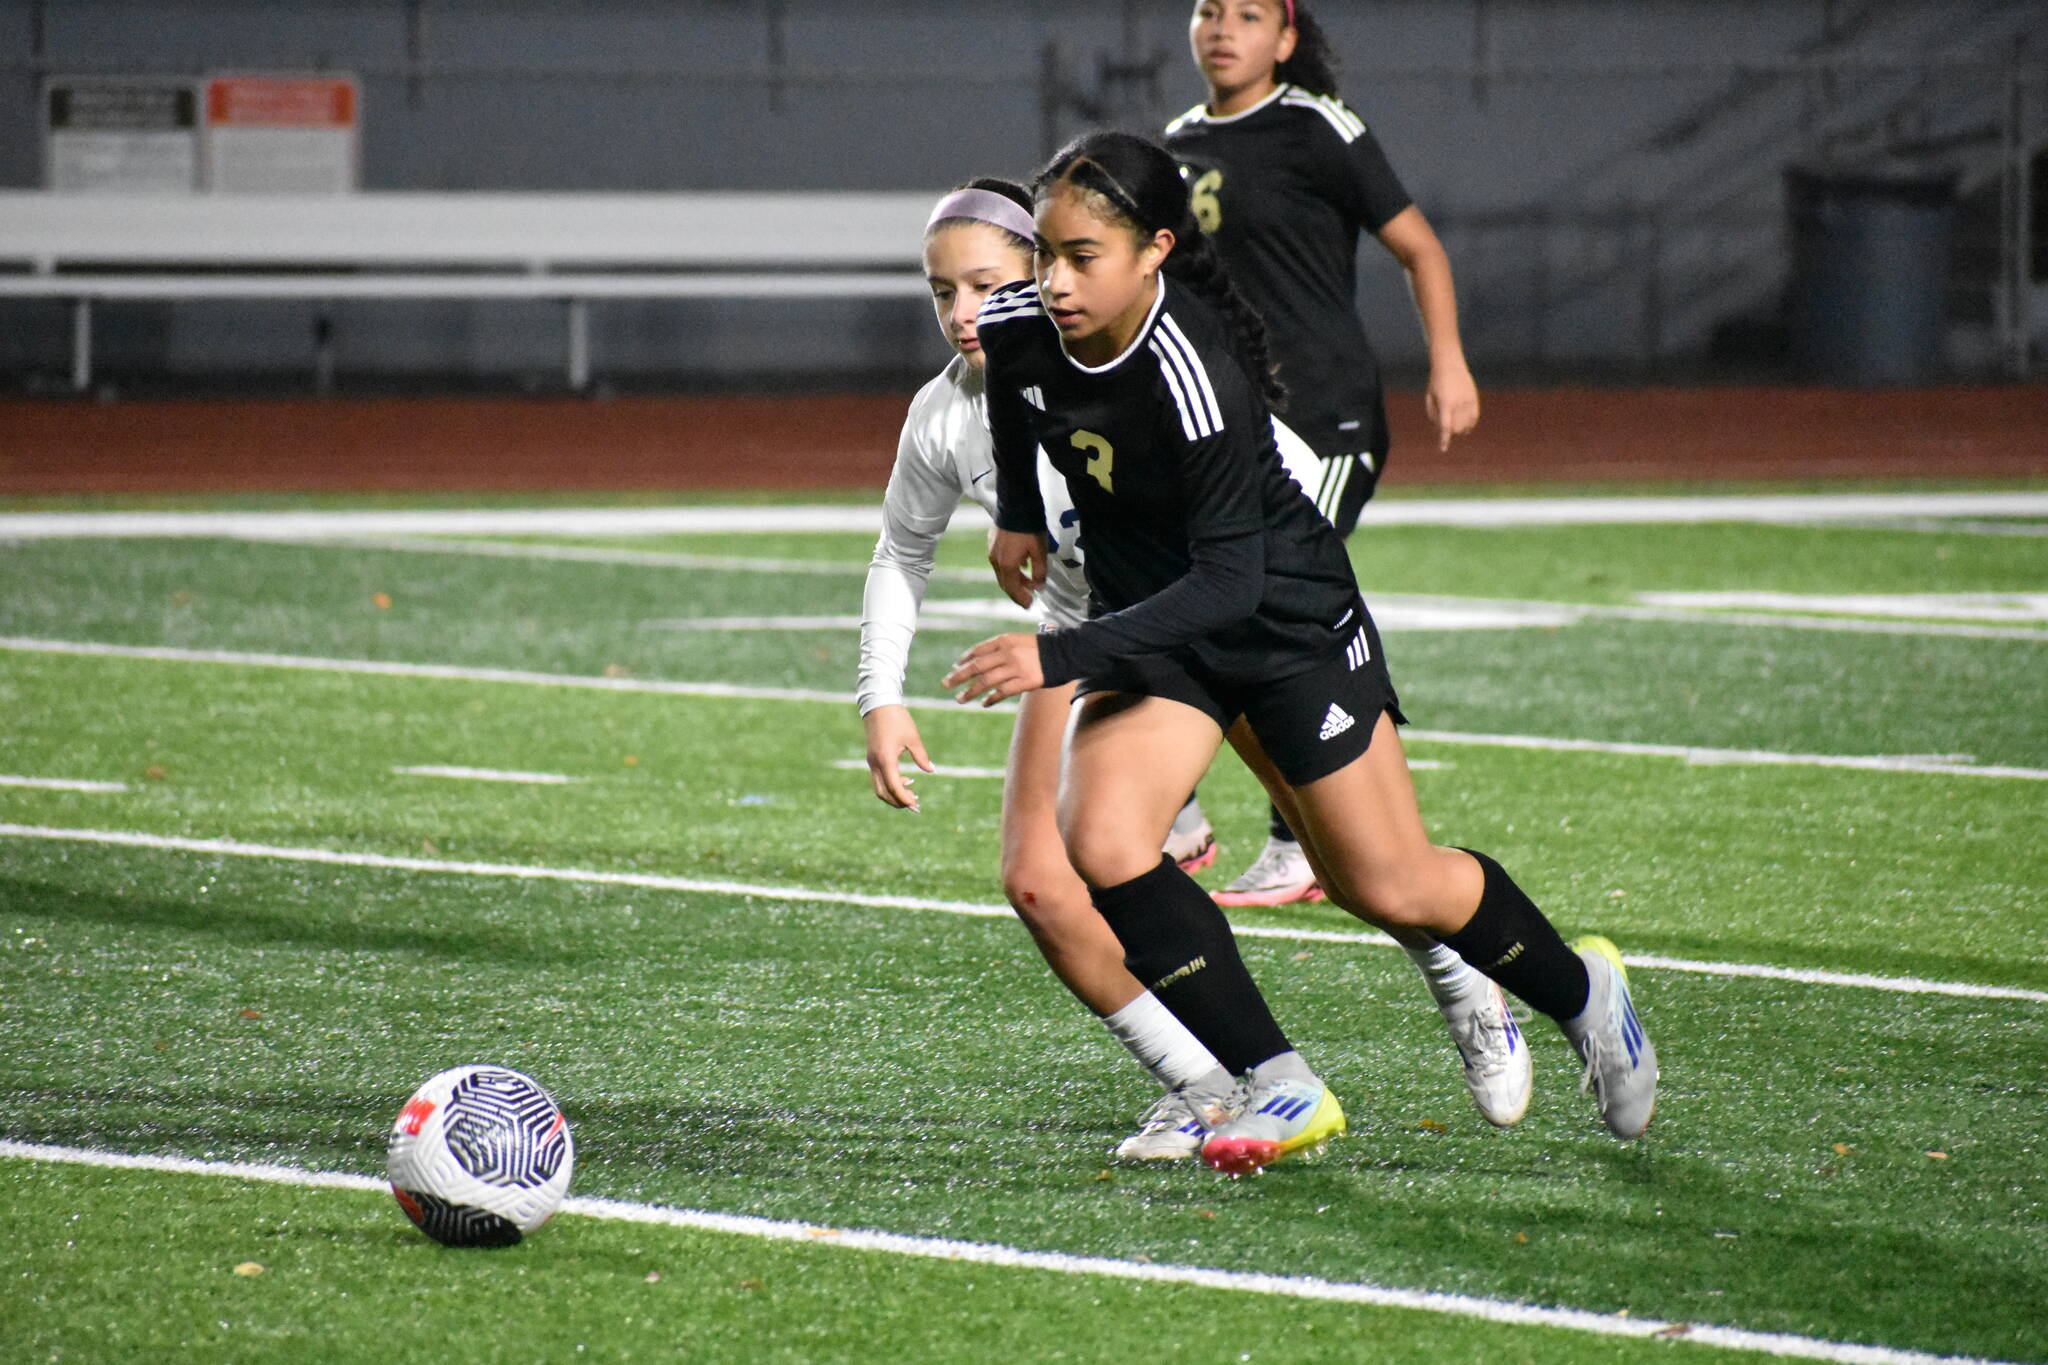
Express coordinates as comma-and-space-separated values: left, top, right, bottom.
1319, 702, 1355, 741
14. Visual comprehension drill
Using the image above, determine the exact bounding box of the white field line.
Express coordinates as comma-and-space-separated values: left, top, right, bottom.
250, 533, 992, 583
0, 774, 130, 793
1, 823, 2041, 1006
391, 765, 582, 785
7, 635, 2047, 780
6, 490, 2048, 539
0, 1141, 2019, 1365
1636, 592, 2048, 625
828, 759, 1008, 779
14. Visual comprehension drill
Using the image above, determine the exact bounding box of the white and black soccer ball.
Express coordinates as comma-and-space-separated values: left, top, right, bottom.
387, 1065, 573, 1247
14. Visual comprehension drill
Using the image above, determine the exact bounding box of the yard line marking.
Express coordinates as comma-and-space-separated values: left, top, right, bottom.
1, 823, 2040, 1005
0, 774, 129, 793
0, 1141, 2021, 1365
828, 760, 1008, 779
391, 765, 583, 785
1637, 592, 2048, 625
7, 636, 2046, 779
5, 490, 2048, 539
1403, 729, 2048, 781
244, 533, 993, 583
1813, 518, 2048, 537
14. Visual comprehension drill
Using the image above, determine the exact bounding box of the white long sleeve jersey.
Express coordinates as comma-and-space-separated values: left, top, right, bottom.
857, 355, 1087, 716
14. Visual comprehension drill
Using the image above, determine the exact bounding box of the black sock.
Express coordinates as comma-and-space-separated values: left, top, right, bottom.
1435, 849, 1591, 1021
1267, 803, 1297, 844
1091, 856, 1293, 1074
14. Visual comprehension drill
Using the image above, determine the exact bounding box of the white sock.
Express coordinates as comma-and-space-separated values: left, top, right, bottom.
1102, 991, 1223, 1092
1404, 940, 1482, 1005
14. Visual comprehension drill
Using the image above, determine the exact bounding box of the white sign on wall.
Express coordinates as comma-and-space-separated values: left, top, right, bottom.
204, 74, 360, 194
45, 77, 201, 192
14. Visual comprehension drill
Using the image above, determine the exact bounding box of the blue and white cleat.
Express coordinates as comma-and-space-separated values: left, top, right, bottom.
1562, 935, 1658, 1140
1114, 1084, 1240, 1161
1442, 979, 1532, 1127
1200, 1076, 1345, 1175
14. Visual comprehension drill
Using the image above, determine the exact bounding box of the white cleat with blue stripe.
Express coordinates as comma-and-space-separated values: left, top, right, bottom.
1113, 1084, 1242, 1161
1200, 1076, 1346, 1175
1562, 935, 1658, 1140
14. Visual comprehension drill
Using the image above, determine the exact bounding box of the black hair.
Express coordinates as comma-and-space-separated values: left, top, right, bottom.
1275, 2, 1341, 98
1034, 131, 1284, 410
925, 176, 1035, 256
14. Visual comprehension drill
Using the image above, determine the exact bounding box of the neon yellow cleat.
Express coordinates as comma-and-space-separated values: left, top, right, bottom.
1200, 1076, 1346, 1175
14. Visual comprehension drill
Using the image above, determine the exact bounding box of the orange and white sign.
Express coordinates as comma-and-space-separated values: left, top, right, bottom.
203, 73, 358, 193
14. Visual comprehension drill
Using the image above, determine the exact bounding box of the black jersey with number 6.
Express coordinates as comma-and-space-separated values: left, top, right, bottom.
1165, 85, 1412, 464
977, 277, 1358, 691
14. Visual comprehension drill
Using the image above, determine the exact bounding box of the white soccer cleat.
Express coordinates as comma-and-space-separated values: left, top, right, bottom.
1437, 978, 1532, 1127
1212, 836, 1324, 907
1113, 1084, 1240, 1161
1163, 802, 1218, 873
1561, 936, 1658, 1140
1200, 1076, 1346, 1175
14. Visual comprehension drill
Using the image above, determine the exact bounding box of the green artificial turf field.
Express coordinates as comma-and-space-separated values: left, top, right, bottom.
2, 488, 2043, 1363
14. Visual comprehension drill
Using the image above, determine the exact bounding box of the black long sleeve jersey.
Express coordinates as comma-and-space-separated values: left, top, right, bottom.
979, 277, 1361, 691
1164, 84, 1413, 461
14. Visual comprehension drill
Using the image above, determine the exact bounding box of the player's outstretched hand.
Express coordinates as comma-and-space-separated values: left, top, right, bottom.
1426, 360, 1481, 452
944, 633, 1044, 708
988, 528, 1050, 608
862, 704, 935, 810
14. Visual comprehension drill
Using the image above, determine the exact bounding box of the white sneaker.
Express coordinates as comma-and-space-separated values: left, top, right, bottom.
1200, 1075, 1346, 1175
1113, 1084, 1240, 1161
1213, 836, 1324, 907
1438, 979, 1532, 1127
1561, 936, 1658, 1140
1163, 800, 1217, 873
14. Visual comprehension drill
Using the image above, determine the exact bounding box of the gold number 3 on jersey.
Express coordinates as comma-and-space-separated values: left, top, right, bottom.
1071, 430, 1115, 494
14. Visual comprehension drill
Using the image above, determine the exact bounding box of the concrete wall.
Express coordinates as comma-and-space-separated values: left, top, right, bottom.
1, 0, 2036, 387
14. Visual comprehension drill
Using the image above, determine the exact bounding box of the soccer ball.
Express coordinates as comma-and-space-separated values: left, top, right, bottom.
387, 1065, 574, 1247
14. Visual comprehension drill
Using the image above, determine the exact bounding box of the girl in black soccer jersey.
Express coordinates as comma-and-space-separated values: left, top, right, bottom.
946, 132, 1656, 1175
1166, 0, 1481, 908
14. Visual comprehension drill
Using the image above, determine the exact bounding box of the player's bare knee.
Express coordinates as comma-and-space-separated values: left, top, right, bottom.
1059, 825, 1156, 891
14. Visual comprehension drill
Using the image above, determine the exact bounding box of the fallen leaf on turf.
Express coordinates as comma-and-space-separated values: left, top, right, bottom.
142, 766, 167, 781
623, 754, 640, 767
1926, 1150, 1948, 1159
806, 1228, 839, 1238
421, 839, 439, 855
1094, 1169, 1112, 1182
1833, 1143, 1852, 1156
736, 1279, 762, 1291
372, 593, 392, 610
1290, 950, 1312, 962
233, 1262, 265, 1277
1512, 1232, 1528, 1245
644, 1271, 662, 1283
239, 1009, 261, 1019
603, 663, 634, 678
1419, 1118, 1446, 1133
1197, 1210, 1216, 1220
1654, 1324, 1692, 1339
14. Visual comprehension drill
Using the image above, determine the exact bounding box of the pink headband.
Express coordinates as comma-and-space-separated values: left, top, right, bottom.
1284, 0, 1296, 23
926, 188, 1038, 244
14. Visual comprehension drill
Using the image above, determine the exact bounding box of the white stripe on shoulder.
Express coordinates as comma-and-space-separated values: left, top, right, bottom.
1164, 104, 1207, 135
1148, 340, 1206, 442
978, 296, 1047, 327
1281, 92, 1365, 143
1156, 315, 1224, 434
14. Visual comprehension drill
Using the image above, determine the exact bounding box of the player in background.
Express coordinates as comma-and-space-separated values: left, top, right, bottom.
1166, 0, 1482, 908
948, 133, 1654, 1174
859, 180, 1242, 1159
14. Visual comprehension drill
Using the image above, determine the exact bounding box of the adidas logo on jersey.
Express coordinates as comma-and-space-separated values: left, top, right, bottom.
1318, 703, 1355, 741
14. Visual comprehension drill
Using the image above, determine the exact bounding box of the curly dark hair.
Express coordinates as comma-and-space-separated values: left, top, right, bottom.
1034, 131, 1285, 411
1276, 1, 1341, 97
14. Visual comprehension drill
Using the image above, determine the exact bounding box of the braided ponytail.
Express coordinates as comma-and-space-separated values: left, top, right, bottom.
1035, 131, 1285, 411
